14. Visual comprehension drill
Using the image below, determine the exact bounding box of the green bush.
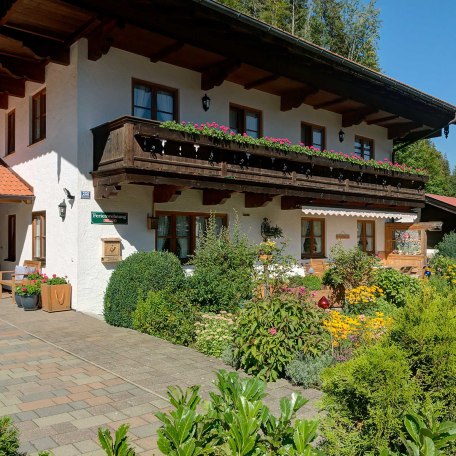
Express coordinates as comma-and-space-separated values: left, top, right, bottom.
104, 251, 185, 328
0, 417, 19, 456
98, 424, 135, 456
288, 274, 322, 291
194, 312, 235, 358
320, 344, 419, 455
323, 244, 378, 290
234, 291, 329, 381
374, 267, 421, 307
387, 284, 456, 420
435, 231, 456, 259
188, 216, 257, 313
286, 353, 334, 388
132, 290, 197, 346
156, 369, 322, 455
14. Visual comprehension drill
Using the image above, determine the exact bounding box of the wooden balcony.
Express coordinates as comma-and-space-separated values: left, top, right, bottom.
91, 116, 427, 210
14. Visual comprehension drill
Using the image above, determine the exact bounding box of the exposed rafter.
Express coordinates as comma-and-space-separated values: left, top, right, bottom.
244, 74, 278, 90
0, 25, 70, 65
244, 192, 273, 208
314, 97, 346, 110
87, 18, 119, 61
395, 128, 441, 144
342, 107, 378, 128
0, 74, 24, 97
0, 54, 45, 83
280, 86, 318, 112
388, 121, 422, 140
366, 114, 399, 125
202, 189, 232, 205
150, 41, 184, 62
0, 92, 8, 109
200, 58, 240, 91
153, 184, 182, 203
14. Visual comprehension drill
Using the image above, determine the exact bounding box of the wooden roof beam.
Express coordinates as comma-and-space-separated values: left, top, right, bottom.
0, 54, 45, 83
388, 121, 422, 140
245, 192, 273, 207
87, 18, 119, 61
280, 86, 318, 112
395, 128, 441, 144
314, 97, 347, 110
153, 184, 182, 203
0, 74, 24, 97
202, 189, 232, 205
150, 41, 184, 62
244, 74, 278, 90
0, 26, 69, 65
342, 107, 378, 128
201, 58, 240, 91
366, 114, 399, 125
0, 93, 8, 109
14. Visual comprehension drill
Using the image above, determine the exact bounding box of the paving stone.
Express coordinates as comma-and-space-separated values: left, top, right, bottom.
29, 435, 57, 451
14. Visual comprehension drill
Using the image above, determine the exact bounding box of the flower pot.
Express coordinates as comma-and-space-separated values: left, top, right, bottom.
14, 294, 22, 307
21, 295, 39, 311
40, 283, 71, 312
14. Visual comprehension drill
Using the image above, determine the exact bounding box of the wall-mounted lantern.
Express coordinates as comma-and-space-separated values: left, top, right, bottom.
58, 199, 67, 221
338, 129, 345, 143
202, 93, 211, 112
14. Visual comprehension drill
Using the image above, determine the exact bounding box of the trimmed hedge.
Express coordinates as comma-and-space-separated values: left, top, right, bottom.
104, 251, 185, 328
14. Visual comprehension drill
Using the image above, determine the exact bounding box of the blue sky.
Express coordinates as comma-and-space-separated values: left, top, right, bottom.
375, 0, 456, 168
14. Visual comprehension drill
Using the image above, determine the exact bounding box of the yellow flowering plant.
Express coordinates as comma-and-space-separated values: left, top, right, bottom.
345, 284, 383, 314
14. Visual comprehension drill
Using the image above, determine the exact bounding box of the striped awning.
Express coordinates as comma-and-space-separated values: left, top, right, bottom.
301, 207, 417, 222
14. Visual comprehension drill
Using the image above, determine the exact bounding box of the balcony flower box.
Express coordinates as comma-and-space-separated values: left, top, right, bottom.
40, 274, 71, 312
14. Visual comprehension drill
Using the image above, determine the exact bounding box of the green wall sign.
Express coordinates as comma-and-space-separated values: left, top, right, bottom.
91, 212, 128, 225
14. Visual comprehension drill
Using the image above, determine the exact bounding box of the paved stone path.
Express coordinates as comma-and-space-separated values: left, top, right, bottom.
0, 295, 321, 455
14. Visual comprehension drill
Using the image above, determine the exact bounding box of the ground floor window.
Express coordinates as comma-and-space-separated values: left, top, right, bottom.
32, 212, 46, 262
156, 212, 227, 261
357, 220, 375, 254
301, 218, 325, 258
385, 223, 422, 256
7, 215, 16, 261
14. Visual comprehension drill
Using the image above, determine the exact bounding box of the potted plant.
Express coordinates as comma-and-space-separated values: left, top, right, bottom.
40, 274, 71, 312
15, 282, 41, 311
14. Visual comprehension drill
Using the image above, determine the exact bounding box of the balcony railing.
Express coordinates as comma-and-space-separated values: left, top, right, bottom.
91, 116, 426, 208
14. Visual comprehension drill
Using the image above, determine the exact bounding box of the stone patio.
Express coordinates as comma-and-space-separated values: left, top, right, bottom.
0, 295, 321, 455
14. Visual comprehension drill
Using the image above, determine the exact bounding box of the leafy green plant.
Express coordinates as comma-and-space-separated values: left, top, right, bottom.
156, 369, 324, 455
98, 424, 136, 455
132, 290, 197, 346
234, 291, 329, 381
41, 273, 68, 285
286, 353, 334, 389
320, 344, 419, 455
0, 417, 20, 456
288, 275, 322, 291
435, 231, 456, 259
194, 312, 236, 358
374, 268, 421, 307
15, 281, 41, 296
104, 251, 185, 328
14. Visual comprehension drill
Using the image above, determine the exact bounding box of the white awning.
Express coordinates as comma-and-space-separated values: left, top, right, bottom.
301, 206, 417, 222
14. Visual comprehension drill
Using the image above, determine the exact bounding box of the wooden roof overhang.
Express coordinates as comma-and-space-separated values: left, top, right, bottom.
0, 0, 455, 145
91, 116, 426, 211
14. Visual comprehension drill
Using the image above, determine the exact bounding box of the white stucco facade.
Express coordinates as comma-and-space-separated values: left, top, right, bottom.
1, 39, 399, 314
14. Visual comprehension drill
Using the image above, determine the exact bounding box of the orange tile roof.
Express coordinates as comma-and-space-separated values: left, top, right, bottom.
0, 161, 33, 200
426, 193, 456, 208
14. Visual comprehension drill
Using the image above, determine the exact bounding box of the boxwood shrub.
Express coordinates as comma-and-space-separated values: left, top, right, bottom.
104, 251, 185, 328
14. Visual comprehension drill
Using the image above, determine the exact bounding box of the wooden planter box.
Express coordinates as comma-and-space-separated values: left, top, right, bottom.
41, 284, 72, 312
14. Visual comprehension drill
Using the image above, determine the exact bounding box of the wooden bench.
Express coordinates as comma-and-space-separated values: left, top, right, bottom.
0, 260, 41, 303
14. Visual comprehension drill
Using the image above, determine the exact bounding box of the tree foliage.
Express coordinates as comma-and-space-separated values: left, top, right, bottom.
395, 139, 456, 196
217, 0, 381, 69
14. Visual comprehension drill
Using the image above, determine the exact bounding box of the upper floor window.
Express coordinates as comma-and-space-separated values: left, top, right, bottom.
229, 104, 262, 138
6, 110, 15, 155
132, 80, 178, 122
301, 122, 325, 150
357, 220, 375, 254
156, 212, 227, 261
301, 218, 325, 259
31, 89, 46, 144
354, 135, 374, 160
32, 211, 46, 262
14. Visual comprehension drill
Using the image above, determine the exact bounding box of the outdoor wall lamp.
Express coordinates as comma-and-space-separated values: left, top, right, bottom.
202, 93, 211, 112
444, 125, 450, 139
338, 129, 345, 142
58, 199, 67, 221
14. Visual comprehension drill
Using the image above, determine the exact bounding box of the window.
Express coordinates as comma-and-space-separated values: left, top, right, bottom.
6, 110, 15, 154
156, 212, 227, 261
354, 136, 374, 160
357, 220, 375, 254
301, 218, 325, 258
385, 223, 422, 256
32, 212, 46, 262
31, 89, 46, 143
132, 80, 178, 122
301, 122, 325, 150
6, 215, 16, 261
229, 104, 262, 138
